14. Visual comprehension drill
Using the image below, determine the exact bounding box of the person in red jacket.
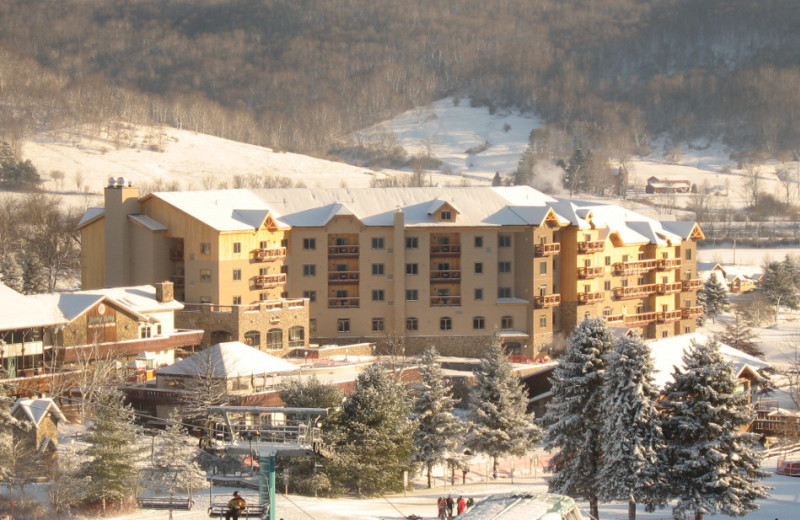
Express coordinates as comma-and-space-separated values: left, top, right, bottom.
457, 496, 467, 516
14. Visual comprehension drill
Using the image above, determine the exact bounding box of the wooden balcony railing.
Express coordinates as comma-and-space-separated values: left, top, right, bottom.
658, 282, 683, 295
328, 245, 359, 257
431, 270, 461, 281
535, 294, 561, 308
657, 258, 682, 271
577, 266, 605, 279
658, 310, 684, 323
625, 312, 659, 326
577, 240, 605, 254
169, 249, 184, 261
535, 243, 561, 257
254, 273, 287, 289
682, 306, 705, 319
430, 244, 461, 256
253, 247, 287, 261
431, 295, 462, 306
328, 297, 360, 308
613, 259, 658, 275
604, 313, 625, 324
613, 284, 658, 300
681, 278, 704, 291
328, 271, 359, 284
577, 291, 605, 305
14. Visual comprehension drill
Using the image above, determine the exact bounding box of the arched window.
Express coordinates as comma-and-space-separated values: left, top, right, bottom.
289, 326, 305, 348
267, 328, 283, 350
243, 330, 261, 348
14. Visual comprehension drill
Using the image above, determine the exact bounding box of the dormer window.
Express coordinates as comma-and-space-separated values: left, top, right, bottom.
440, 210, 452, 221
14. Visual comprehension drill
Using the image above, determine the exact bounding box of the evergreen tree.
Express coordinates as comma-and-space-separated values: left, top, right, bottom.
559, 148, 590, 196
0, 399, 37, 498
50, 446, 91, 516
152, 409, 207, 492
20, 253, 49, 294
80, 389, 145, 510
279, 376, 343, 409
661, 340, 770, 520
541, 317, 613, 520
699, 275, 728, 323
0, 253, 24, 293
714, 312, 763, 359
760, 257, 800, 312
326, 363, 415, 495
598, 333, 666, 520
467, 336, 540, 480
411, 346, 465, 488
491, 171, 503, 186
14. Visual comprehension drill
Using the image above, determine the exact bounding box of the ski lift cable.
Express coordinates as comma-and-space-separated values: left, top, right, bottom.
278, 490, 318, 520
380, 493, 412, 519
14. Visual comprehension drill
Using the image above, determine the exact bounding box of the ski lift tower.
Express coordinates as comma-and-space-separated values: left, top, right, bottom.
207, 406, 328, 520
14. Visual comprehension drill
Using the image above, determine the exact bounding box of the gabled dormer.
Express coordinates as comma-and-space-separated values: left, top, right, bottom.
426, 199, 460, 223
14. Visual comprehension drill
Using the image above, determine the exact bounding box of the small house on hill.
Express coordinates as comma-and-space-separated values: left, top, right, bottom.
646, 176, 691, 194
10, 397, 67, 455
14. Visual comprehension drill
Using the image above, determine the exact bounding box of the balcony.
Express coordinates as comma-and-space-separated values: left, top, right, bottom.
613, 284, 658, 300
328, 297, 360, 309
430, 244, 461, 257
604, 313, 625, 324
254, 273, 287, 289
328, 271, 359, 284
430, 270, 461, 282
577, 266, 605, 279
577, 240, 605, 254
658, 310, 684, 323
577, 291, 605, 305
682, 278, 704, 291
535, 294, 561, 308
625, 312, 659, 326
682, 306, 705, 319
535, 243, 561, 257
658, 282, 683, 295
169, 274, 185, 287
431, 295, 462, 307
657, 258, 682, 271
613, 260, 658, 276
169, 249, 184, 261
253, 247, 287, 261
328, 245, 359, 257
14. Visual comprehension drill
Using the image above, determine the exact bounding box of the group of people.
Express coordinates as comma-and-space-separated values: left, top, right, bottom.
436, 495, 473, 519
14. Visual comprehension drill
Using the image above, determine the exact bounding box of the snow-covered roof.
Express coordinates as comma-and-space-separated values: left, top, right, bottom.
459, 493, 580, 520
76, 207, 104, 228
0, 283, 66, 330
157, 341, 299, 378
647, 333, 769, 389
11, 398, 67, 427
128, 214, 167, 231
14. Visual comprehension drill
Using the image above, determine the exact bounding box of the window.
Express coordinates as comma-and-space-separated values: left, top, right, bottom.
686, 249, 692, 260
603, 307, 612, 317
440, 210, 452, 221
501, 316, 513, 329
233, 269, 242, 281
539, 262, 547, 275
662, 330, 669, 338
638, 252, 645, 260
260, 292, 268, 301
303, 290, 316, 302
372, 263, 385, 275
303, 264, 316, 276
498, 235, 511, 248
200, 242, 211, 255
200, 269, 212, 282
337, 319, 351, 333
233, 296, 242, 305
605, 256, 612, 266
498, 287, 512, 298
406, 317, 419, 331
281, 239, 288, 247
406, 289, 419, 301
474, 262, 483, 274
260, 240, 268, 249
406, 237, 418, 249
539, 315, 547, 328
280, 265, 288, 274
259, 267, 268, 276
474, 288, 483, 300
499, 261, 511, 273
372, 318, 385, 332
309, 319, 317, 334
267, 328, 282, 350
474, 236, 483, 248
604, 280, 612, 291
289, 326, 304, 347
473, 316, 485, 330
372, 289, 385, 302
372, 237, 385, 249
233, 242, 241, 253
406, 263, 418, 275
440, 317, 452, 331
622, 279, 629, 287
303, 238, 316, 250
200, 296, 212, 304
244, 330, 261, 348
684, 326, 691, 334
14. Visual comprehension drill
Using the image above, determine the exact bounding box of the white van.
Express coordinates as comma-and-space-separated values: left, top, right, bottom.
456, 492, 585, 520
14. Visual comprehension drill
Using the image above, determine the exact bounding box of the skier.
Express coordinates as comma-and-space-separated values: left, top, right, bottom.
457, 496, 466, 516
225, 491, 247, 520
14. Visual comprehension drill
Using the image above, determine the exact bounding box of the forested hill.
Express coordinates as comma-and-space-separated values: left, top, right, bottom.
1, 0, 798, 160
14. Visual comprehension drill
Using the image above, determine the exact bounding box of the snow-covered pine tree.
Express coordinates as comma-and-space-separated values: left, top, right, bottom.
466, 335, 540, 480
0, 399, 37, 499
0, 253, 24, 293
714, 311, 763, 359
279, 376, 343, 409
80, 389, 145, 511
152, 409, 207, 492
699, 275, 728, 323
177, 349, 229, 447
326, 363, 415, 495
598, 332, 666, 520
411, 346, 465, 488
661, 340, 770, 520
541, 317, 613, 520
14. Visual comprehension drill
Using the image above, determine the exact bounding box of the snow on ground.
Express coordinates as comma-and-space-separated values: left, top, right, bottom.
698, 245, 799, 266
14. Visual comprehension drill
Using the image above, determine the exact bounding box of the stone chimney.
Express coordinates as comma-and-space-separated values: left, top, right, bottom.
155, 281, 174, 303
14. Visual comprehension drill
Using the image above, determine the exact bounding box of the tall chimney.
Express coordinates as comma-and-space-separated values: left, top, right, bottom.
155, 281, 174, 303
103, 181, 140, 288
